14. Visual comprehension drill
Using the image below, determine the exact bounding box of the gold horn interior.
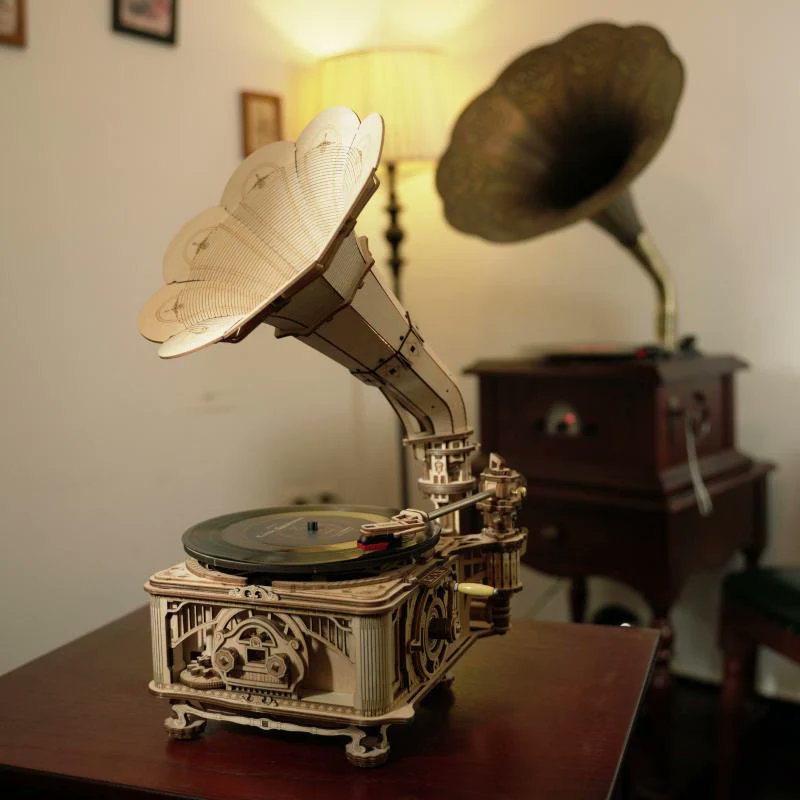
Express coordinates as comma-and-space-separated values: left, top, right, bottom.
436, 22, 684, 350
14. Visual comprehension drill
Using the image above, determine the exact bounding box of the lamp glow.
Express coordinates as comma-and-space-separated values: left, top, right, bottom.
316, 49, 448, 165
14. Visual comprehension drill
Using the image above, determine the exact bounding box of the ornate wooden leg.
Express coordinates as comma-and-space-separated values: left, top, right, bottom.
650, 614, 674, 703
570, 576, 588, 623
165, 701, 207, 740
743, 474, 768, 568
344, 725, 391, 767
632, 611, 674, 799
717, 632, 757, 799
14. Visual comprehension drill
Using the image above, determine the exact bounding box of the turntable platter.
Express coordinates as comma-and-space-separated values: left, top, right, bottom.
183, 504, 440, 576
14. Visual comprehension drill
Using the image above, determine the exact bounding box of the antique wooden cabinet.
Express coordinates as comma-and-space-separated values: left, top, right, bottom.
467, 354, 772, 695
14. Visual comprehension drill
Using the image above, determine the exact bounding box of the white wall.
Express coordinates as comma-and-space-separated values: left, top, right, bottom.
0, 0, 398, 675
2, 0, 799, 702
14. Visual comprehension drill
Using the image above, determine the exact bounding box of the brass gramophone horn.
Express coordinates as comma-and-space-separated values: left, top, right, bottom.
436, 22, 684, 351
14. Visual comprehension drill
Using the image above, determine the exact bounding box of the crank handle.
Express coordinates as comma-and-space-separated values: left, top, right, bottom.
454, 582, 497, 598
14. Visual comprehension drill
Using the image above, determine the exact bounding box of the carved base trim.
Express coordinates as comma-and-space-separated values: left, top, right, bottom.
166, 702, 390, 766
150, 680, 415, 726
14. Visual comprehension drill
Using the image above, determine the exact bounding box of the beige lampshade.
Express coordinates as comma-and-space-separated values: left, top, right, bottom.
315, 49, 448, 164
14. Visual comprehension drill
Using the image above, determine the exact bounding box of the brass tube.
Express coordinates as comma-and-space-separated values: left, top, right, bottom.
628, 230, 678, 352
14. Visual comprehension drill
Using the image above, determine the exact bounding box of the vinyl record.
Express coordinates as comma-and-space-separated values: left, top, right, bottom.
183, 504, 440, 577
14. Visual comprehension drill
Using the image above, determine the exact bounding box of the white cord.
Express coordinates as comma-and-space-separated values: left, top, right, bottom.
685, 413, 713, 517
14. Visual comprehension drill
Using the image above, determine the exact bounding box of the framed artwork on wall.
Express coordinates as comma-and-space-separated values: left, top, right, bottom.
241, 92, 283, 157
112, 0, 177, 45
0, 0, 26, 47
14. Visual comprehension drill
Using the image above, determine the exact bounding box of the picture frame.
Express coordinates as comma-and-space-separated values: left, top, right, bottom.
241, 92, 283, 157
112, 0, 177, 45
0, 0, 26, 48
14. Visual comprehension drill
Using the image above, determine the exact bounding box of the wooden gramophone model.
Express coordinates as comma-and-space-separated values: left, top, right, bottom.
138, 107, 526, 766
437, 23, 771, 694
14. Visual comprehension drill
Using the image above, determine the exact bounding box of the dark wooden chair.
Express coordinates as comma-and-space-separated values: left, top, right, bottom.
717, 568, 800, 799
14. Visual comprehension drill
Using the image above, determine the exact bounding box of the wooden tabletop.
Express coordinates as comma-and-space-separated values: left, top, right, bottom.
0, 607, 657, 800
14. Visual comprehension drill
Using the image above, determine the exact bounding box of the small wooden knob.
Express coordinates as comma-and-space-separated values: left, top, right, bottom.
454, 582, 497, 598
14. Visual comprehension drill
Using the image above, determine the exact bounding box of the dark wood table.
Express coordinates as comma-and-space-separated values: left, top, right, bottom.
0, 608, 657, 800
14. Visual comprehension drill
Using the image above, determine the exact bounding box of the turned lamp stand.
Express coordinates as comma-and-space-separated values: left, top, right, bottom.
384, 160, 410, 508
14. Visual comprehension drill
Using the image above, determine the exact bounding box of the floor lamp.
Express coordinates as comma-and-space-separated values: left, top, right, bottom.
315, 48, 448, 507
